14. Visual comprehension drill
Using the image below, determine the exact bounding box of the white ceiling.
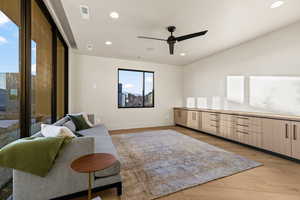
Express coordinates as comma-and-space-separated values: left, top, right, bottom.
49, 0, 300, 66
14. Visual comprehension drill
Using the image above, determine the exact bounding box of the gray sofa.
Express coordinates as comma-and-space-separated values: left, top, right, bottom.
13, 116, 122, 200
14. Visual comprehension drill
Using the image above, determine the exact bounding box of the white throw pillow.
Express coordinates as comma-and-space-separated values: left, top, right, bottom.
41, 124, 76, 138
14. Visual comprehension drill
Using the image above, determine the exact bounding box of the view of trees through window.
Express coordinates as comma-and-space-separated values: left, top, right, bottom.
118, 69, 154, 108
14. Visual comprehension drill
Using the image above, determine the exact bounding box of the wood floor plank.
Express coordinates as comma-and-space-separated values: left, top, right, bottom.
70, 126, 300, 200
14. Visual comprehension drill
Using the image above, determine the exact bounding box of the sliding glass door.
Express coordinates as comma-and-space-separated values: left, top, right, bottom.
0, 0, 69, 198
30, 0, 53, 135
56, 37, 65, 120
0, 0, 21, 195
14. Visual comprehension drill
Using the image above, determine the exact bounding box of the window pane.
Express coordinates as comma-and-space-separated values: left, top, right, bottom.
31, 0, 52, 135
0, 0, 20, 197
57, 37, 65, 119
144, 72, 154, 107
226, 76, 244, 103
118, 70, 143, 107
250, 76, 300, 115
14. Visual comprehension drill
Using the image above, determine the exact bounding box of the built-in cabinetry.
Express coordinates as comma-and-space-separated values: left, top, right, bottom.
174, 108, 300, 161
202, 112, 219, 134
262, 119, 300, 159
174, 109, 187, 127
187, 110, 201, 130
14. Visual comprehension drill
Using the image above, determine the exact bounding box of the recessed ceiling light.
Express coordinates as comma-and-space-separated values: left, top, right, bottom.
80, 5, 90, 20
180, 53, 186, 56
270, 1, 284, 8
105, 41, 112, 45
110, 11, 119, 19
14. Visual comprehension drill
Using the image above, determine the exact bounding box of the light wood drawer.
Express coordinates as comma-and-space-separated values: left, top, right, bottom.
236, 116, 250, 126
236, 116, 262, 127
220, 114, 234, 121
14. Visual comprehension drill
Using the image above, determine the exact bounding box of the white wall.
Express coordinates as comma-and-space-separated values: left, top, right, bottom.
69, 54, 183, 130
69, 21, 300, 129
183, 21, 300, 114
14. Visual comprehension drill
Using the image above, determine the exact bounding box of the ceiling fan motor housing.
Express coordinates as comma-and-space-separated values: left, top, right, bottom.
167, 26, 176, 33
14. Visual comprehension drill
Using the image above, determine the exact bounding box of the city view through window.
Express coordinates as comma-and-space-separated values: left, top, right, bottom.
118, 69, 154, 108
0, 10, 20, 189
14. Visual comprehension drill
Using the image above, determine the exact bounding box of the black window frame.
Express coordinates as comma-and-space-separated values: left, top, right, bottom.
118, 68, 154, 108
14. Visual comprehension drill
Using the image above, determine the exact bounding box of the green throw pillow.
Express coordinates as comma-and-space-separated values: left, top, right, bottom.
67, 114, 91, 131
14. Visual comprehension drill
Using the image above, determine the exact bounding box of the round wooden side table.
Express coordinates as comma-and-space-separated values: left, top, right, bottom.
71, 153, 117, 200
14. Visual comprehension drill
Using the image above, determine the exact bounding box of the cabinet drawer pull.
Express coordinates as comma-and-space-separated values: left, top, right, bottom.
285, 124, 289, 139
293, 124, 297, 140
236, 124, 249, 127
210, 125, 219, 128
211, 119, 219, 122
236, 130, 249, 135
237, 117, 249, 120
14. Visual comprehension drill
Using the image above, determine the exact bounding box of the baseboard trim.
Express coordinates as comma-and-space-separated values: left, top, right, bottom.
176, 124, 300, 163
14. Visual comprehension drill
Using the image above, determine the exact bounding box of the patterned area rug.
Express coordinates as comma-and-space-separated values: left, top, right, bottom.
111, 130, 262, 200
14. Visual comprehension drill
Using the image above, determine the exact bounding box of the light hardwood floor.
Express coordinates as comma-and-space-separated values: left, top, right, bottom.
71, 126, 300, 200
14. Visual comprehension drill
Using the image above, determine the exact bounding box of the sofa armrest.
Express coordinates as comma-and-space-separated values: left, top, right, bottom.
55, 136, 95, 163
13, 137, 95, 200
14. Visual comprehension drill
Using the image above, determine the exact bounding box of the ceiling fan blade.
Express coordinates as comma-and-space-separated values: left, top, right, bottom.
176, 30, 208, 42
169, 43, 174, 55
137, 36, 167, 41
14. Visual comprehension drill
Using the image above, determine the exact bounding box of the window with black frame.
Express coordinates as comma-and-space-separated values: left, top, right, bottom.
118, 69, 154, 108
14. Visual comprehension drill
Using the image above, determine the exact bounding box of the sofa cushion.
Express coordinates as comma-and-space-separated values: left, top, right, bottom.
78, 124, 119, 159
77, 124, 109, 137
94, 136, 119, 158
78, 124, 120, 176
53, 117, 70, 126
94, 161, 121, 178
63, 120, 76, 132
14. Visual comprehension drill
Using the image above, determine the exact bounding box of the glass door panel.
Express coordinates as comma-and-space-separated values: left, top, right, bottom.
0, 0, 20, 197
57, 37, 65, 119
31, 0, 52, 135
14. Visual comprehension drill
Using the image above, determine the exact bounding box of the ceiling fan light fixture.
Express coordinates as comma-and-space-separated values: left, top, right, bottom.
270, 1, 284, 8
180, 53, 186, 56
110, 11, 119, 19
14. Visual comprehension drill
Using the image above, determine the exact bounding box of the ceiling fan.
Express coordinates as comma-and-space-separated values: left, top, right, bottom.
137, 26, 208, 55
